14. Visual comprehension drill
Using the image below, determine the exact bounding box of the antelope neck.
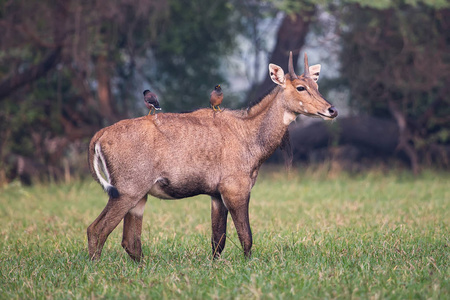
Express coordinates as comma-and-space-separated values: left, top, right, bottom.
243, 87, 289, 160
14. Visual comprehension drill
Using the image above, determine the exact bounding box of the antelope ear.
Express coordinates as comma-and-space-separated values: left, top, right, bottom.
269, 63, 286, 87
309, 64, 321, 82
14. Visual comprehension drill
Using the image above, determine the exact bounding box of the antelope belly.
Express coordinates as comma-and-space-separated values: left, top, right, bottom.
148, 176, 207, 199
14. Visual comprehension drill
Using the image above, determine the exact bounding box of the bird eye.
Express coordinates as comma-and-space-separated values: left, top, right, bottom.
296, 86, 305, 92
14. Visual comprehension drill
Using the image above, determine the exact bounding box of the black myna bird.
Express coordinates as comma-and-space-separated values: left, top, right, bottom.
143, 89, 161, 115
210, 85, 223, 112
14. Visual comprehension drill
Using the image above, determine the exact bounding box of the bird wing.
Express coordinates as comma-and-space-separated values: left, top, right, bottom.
210, 91, 223, 106
145, 94, 160, 109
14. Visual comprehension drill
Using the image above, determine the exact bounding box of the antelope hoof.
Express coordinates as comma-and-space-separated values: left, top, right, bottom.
122, 241, 143, 262
126, 249, 143, 262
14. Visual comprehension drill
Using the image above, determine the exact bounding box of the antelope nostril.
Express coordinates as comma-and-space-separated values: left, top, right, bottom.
328, 106, 338, 117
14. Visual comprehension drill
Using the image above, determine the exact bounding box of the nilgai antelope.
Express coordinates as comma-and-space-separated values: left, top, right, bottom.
210, 84, 223, 111
87, 52, 337, 261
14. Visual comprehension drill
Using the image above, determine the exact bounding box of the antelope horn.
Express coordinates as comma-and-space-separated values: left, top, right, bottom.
304, 53, 310, 77
288, 51, 297, 79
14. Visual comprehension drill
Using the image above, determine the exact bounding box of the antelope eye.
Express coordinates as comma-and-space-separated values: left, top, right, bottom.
296, 86, 306, 92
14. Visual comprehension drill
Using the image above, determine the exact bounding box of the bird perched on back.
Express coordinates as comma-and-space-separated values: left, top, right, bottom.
143, 89, 161, 115
210, 84, 223, 112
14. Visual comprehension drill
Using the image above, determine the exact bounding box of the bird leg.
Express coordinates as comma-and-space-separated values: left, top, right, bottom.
148, 107, 156, 115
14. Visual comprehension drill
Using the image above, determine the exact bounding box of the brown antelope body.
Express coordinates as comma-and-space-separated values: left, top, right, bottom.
87, 52, 337, 261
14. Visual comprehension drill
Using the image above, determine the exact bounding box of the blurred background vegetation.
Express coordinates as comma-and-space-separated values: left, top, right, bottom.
0, 0, 449, 185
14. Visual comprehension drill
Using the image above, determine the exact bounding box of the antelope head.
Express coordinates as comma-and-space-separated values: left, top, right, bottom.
269, 52, 337, 121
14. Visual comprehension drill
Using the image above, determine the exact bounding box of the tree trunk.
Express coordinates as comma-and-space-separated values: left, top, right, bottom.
387, 100, 420, 175
96, 54, 116, 123
246, 8, 316, 103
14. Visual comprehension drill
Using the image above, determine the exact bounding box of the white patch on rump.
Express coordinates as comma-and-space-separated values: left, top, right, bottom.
94, 142, 114, 193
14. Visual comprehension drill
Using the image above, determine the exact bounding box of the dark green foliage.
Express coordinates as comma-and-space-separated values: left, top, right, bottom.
150, 0, 239, 112
1, 0, 450, 184
0, 0, 241, 182
339, 4, 450, 164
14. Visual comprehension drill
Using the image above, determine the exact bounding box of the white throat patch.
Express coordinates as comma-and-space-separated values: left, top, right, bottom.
283, 111, 297, 125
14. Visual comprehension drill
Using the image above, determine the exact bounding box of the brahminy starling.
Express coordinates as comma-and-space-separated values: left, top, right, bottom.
143, 89, 161, 115
210, 85, 223, 112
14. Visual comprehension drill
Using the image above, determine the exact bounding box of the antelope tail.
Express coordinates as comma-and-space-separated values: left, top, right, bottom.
93, 142, 120, 198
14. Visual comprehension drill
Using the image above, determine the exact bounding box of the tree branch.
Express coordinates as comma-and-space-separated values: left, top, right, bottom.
0, 47, 62, 100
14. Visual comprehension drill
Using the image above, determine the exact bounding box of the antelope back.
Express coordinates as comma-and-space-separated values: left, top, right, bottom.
269, 52, 337, 120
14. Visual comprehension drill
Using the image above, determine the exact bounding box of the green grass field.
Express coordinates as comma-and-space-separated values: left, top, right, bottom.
0, 167, 449, 299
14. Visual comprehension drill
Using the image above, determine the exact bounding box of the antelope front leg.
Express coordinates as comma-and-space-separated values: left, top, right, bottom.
219, 177, 252, 258
211, 196, 229, 258
122, 196, 147, 262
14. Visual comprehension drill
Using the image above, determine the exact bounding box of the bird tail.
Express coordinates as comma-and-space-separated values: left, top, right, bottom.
92, 142, 119, 198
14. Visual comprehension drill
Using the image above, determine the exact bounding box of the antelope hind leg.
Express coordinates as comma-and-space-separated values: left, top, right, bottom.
211, 196, 229, 258
87, 195, 140, 260
122, 196, 147, 262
